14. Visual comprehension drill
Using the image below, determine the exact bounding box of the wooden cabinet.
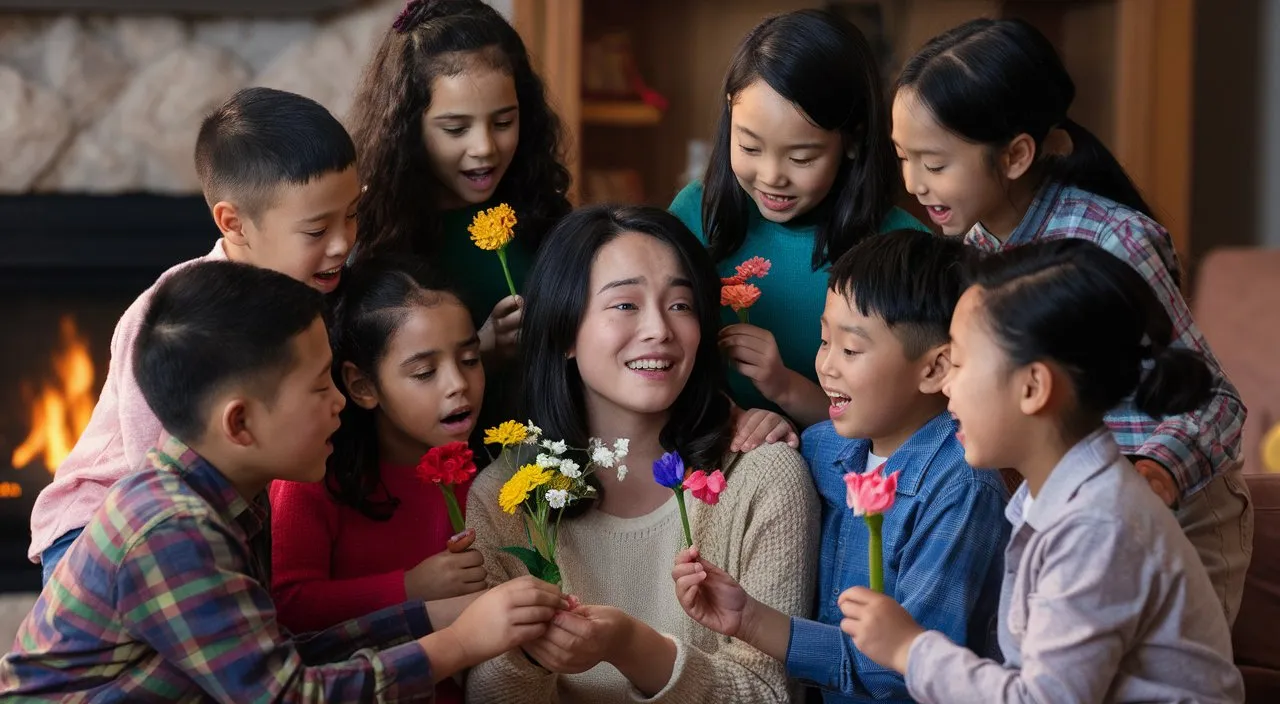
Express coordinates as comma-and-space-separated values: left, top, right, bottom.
513, 0, 1194, 260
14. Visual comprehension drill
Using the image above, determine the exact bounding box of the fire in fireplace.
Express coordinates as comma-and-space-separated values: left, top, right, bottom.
0, 193, 216, 591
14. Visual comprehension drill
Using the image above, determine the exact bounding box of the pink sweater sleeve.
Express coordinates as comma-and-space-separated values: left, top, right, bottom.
269, 480, 410, 634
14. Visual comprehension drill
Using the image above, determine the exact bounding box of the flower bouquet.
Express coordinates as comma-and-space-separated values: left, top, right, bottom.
485, 420, 629, 586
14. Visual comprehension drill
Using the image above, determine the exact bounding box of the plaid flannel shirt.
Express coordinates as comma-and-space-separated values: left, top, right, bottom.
965, 180, 1246, 497
1, 434, 437, 703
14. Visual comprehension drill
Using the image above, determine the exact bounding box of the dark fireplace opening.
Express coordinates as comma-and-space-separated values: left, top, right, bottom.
0, 194, 217, 591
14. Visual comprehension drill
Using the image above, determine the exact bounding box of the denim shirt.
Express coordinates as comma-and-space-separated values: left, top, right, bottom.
786, 412, 1010, 702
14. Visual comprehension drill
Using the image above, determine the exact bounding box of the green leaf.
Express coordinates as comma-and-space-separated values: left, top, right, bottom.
500, 545, 562, 587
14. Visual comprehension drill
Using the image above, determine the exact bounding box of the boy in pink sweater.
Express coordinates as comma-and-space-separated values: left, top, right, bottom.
28, 86, 362, 583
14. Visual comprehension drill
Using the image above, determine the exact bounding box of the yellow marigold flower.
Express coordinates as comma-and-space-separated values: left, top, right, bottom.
548, 473, 572, 491
498, 464, 554, 514
468, 203, 518, 251
484, 420, 528, 447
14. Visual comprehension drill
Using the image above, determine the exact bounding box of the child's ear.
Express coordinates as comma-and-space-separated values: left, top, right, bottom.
341, 361, 380, 410
917, 343, 952, 395
218, 397, 255, 448
213, 201, 249, 246
1019, 361, 1053, 416
1001, 133, 1037, 181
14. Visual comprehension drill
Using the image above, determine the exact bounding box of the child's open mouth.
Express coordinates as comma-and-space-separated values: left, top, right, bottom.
440, 408, 473, 433
826, 390, 851, 419
313, 266, 342, 292
462, 167, 496, 191
757, 190, 798, 212
924, 205, 953, 226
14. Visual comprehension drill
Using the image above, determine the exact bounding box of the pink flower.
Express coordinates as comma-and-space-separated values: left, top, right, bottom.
735, 256, 772, 280
844, 464, 898, 516
683, 469, 727, 505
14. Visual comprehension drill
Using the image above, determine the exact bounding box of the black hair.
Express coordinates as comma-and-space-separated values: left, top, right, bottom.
194, 86, 357, 221
828, 228, 969, 359
327, 255, 466, 521
967, 238, 1213, 437
520, 204, 732, 516
703, 8, 899, 271
350, 0, 571, 260
897, 18, 1155, 221
134, 260, 327, 445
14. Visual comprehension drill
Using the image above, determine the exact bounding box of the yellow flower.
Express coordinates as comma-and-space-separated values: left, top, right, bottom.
548, 473, 572, 491
498, 464, 554, 514
468, 203, 518, 251
484, 420, 528, 447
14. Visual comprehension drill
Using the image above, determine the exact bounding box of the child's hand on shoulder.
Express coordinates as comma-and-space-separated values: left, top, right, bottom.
480, 295, 523, 360
730, 405, 799, 452
1132, 458, 1178, 507
719, 324, 791, 402
837, 586, 924, 675
671, 546, 749, 637
404, 528, 488, 601
448, 575, 565, 663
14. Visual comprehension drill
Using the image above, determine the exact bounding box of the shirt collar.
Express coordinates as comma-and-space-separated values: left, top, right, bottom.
969, 179, 1066, 249
832, 410, 958, 497
1013, 428, 1119, 531
149, 433, 266, 543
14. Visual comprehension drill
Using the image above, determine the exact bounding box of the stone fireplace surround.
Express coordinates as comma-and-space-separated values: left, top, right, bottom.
1, 0, 410, 195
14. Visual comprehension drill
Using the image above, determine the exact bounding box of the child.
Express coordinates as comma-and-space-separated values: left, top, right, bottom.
27, 86, 362, 584
892, 17, 1251, 624
349, 0, 571, 363
0, 261, 565, 701
669, 9, 931, 428
837, 239, 1244, 703
672, 229, 1009, 703
271, 256, 487, 703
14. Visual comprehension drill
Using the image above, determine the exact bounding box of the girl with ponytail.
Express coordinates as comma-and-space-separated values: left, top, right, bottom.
892, 17, 1250, 624
837, 239, 1245, 704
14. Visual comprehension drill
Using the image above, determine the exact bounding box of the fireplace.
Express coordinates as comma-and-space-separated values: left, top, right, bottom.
0, 194, 216, 590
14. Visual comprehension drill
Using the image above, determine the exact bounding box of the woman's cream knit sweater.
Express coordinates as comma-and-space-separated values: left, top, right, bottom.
465, 442, 819, 703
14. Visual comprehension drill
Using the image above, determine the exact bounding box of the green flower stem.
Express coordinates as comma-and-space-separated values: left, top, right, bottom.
865, 513, 884, 593
439, 484, 465, 534
496, 247, 517, 298
674, 490, 693, 548
736, 309, 749, 324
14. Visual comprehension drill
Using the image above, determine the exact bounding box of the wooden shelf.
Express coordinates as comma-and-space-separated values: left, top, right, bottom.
581, 100, 663, 126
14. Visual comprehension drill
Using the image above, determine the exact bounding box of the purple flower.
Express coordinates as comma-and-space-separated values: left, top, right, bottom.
652, 451, 685, 489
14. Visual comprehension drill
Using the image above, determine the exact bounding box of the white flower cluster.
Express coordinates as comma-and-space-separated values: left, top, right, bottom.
588, 438, 631, 480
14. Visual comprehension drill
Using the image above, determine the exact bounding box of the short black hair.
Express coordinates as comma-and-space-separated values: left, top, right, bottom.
194, 86, 357, 221
827, 229, 968, 359
134, 260, 328, 444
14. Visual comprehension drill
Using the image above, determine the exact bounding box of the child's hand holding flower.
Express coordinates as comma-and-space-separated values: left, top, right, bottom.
671, 546, 749, 637
837, 586, 924, 675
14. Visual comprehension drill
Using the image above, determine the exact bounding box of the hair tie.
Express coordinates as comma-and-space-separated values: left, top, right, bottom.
392, 0, 427, 33
1041, 125, 1074, 159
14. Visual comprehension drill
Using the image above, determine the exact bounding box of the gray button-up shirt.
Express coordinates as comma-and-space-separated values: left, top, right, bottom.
905, 429, 1243, 703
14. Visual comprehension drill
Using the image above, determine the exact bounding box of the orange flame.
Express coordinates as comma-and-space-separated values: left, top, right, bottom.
11, 315, 95, 474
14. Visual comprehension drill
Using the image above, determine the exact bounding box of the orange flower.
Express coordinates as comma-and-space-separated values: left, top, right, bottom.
721, 283, 761, 312
721, 275, 746, 286
735, 256, 772, 280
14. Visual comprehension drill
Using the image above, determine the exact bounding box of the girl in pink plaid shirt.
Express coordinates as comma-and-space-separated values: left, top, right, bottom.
888, 17, 1251, 626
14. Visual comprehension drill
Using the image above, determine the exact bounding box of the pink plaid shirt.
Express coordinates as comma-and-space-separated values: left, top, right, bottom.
965, 181, 1245, 498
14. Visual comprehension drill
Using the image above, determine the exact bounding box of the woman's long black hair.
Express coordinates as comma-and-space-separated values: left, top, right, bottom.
519, 205, 733, 517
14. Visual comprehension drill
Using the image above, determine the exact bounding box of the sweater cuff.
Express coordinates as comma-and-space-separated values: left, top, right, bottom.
784, 616, 843, 689
626, 633, 683, 702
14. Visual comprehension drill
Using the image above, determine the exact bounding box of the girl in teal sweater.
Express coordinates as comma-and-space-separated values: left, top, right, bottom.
670, 9, 929, 428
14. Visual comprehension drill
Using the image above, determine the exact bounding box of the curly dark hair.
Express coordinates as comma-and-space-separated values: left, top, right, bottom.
349, 0, 571, 259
